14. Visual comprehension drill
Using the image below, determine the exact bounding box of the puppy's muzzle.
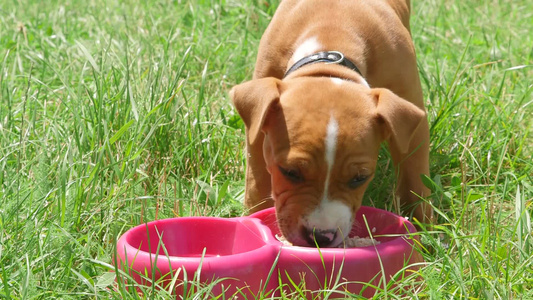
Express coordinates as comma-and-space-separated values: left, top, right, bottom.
303, 227, 339, 248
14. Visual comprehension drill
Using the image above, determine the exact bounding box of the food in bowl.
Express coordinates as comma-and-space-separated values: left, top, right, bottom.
276, 234, 381, 247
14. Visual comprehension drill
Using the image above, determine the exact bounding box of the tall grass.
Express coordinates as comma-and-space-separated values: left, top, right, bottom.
0, 0, 531, 298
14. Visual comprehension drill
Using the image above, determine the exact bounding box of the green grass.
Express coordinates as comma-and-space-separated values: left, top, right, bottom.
0, 0, 531, 298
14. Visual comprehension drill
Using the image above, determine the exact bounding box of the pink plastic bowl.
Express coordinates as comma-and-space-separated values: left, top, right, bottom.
115, 207, 422, 298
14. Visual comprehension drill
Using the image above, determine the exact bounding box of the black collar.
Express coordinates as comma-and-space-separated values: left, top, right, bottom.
284, 51, 362, 78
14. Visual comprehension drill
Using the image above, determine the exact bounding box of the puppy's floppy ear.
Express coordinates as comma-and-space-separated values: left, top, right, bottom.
372, 88, 427, 154
230, 77, 282, 144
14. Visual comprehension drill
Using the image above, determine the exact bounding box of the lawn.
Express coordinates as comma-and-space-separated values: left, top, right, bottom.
0, 0, 532, 298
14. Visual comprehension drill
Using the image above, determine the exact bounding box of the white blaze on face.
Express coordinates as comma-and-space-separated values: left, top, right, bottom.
290, 37, 322, 65
306, 116, 352, 236
323, 115, 338, 197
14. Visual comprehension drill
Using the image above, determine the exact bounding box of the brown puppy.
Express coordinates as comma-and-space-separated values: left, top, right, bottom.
230, 0, 432, 247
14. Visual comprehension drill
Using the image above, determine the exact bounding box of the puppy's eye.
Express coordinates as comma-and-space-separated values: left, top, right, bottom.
348, 175, 369, 189
278, 166, 304, 183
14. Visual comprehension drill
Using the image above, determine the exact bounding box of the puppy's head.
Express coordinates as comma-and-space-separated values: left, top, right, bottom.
231, 76, 425, 247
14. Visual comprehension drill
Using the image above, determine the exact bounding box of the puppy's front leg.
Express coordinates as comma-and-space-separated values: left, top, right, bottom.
372, 88, 432, 224
391, 119, 432, 224
231, 78, 283, 214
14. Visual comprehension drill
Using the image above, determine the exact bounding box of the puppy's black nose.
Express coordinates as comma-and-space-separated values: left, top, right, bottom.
303, 227, 337, 248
